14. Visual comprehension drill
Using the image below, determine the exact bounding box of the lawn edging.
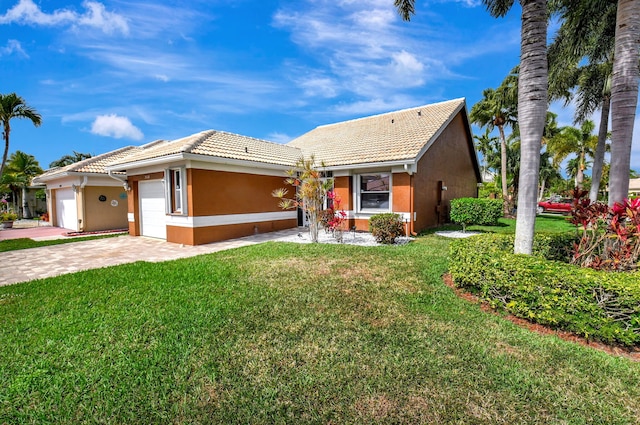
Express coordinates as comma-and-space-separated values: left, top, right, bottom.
449, 233, 640, 346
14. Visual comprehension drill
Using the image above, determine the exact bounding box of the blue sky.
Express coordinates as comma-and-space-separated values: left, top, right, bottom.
1, 0, 638, 172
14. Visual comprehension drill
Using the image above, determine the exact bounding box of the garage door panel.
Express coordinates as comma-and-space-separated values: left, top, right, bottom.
139, 180, 167, 240
55, 188, 78, 231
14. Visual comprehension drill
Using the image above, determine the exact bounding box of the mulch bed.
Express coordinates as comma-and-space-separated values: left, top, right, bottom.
442, 273, 640, 362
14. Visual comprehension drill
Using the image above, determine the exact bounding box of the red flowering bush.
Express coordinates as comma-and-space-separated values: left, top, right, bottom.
324, 192, 347, 242
570, 188, 640, 271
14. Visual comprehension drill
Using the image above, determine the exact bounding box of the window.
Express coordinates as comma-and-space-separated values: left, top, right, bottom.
359, 174, 390, 211
166, 168, 186, 214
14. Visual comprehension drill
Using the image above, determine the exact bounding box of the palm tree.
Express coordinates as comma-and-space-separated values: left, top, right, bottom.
396, 0, 549, 254
538, 151, 561, 201
49, 151, 92, 168
548, 0, 616, 203
6, 151, 42, 218
470, 82, 518, 215
0, 93, 42, 183
609, 0, 639, 205
473, 128, 500, 176
484, 0, 548, 254
566, 156, 594, 187
546, 121, 598, 189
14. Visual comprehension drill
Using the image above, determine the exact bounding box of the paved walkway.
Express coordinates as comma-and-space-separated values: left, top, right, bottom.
0, 228, 303, 287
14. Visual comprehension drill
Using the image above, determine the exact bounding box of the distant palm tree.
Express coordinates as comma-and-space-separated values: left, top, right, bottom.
546, 121, 598, 189
548, 0, 615, 203
6, 151, 42, 218
0, 93, 42, 183
473, 128, 499, 176
470, 83, 518, 215
49, 151, 92, 168
566, 156, 593, 187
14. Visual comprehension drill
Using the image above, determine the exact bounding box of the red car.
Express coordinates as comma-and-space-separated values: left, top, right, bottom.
537, 197, 573, 214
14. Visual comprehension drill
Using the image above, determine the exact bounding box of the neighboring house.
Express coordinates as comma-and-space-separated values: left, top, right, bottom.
106, 98, 481, 245
32, 143, 164, 231
629, 178, 640, 197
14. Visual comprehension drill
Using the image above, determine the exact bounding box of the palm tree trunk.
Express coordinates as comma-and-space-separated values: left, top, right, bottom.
577, 151, 585, 188
0, 122, 10, 182
498, 125, 510, 215
588, 95, 610, 202
21, 186, 31, 219
609, 0, 639, 206
514, 0, 548, 255
538, 177, 546, 202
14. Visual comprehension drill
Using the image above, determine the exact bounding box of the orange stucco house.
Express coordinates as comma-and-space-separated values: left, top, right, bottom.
105, 98, 481, 245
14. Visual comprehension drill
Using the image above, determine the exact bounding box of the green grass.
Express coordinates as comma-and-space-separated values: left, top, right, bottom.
0, 233, 123, 252
1, 232, 638, 423
431, 215, 575, 234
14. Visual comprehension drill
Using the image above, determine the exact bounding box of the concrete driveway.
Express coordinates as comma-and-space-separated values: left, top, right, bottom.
0, 229, 301, 287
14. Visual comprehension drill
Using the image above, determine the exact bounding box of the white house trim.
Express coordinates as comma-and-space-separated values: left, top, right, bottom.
165, 211, 297, 228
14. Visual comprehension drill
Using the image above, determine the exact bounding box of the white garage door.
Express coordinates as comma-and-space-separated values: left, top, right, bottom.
55, 188, 78, 231
139, 180, 167, 240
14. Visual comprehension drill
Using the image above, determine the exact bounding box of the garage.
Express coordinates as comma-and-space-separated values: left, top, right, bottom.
139, 180, 167, 239
55, 188, 78, 231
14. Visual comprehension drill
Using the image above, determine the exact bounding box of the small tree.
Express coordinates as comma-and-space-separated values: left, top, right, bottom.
272, 156, 333, 243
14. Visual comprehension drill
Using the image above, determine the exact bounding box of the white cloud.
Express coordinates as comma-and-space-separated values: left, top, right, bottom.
298, 75, 339, 98
76, 1, 128, 35
271, 0, 501, 111
91, 114, 143, 140
0, 0, 129, 35
435, 0, 483, 6
0, 39, 27, 57
333, 95, 433, 115
266, 132, 293, 143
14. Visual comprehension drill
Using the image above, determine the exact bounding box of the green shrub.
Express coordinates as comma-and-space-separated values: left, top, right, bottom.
450, 198, 502, 231
369, 213, 405, 244
449, 233, 640, 346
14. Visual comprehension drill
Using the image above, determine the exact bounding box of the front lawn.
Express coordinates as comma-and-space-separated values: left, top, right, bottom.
468, 214, 575, 234
429, 214, 575, 235
1, 234, 638, 423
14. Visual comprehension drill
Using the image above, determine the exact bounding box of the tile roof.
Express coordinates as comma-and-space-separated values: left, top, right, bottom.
287, 98, 466, 166
36, 98, 469, 180
33, 145, 147, 182
110, 130, 303, 168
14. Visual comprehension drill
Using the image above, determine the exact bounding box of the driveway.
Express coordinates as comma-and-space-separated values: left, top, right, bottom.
0, 229, 302, 287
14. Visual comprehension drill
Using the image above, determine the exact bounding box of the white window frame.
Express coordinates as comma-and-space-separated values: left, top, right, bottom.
356, 173, 392, 213
165, 167, 188, 215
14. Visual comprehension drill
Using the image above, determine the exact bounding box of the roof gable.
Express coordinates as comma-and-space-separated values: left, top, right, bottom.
287, 98, 466, 167
110, 130, 303, 169
33, 145, 149, 182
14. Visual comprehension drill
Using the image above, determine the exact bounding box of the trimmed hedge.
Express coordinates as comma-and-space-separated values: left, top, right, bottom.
450, 198, 502, 231
449, 233, 640, 346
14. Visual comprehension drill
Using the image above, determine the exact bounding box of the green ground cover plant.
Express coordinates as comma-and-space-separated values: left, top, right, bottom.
450, 233, 640, 345
1, 233, 639, 423
0, 233, 123, 253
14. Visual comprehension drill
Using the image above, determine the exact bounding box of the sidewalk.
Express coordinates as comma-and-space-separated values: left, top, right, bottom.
0, 228, 302, 287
